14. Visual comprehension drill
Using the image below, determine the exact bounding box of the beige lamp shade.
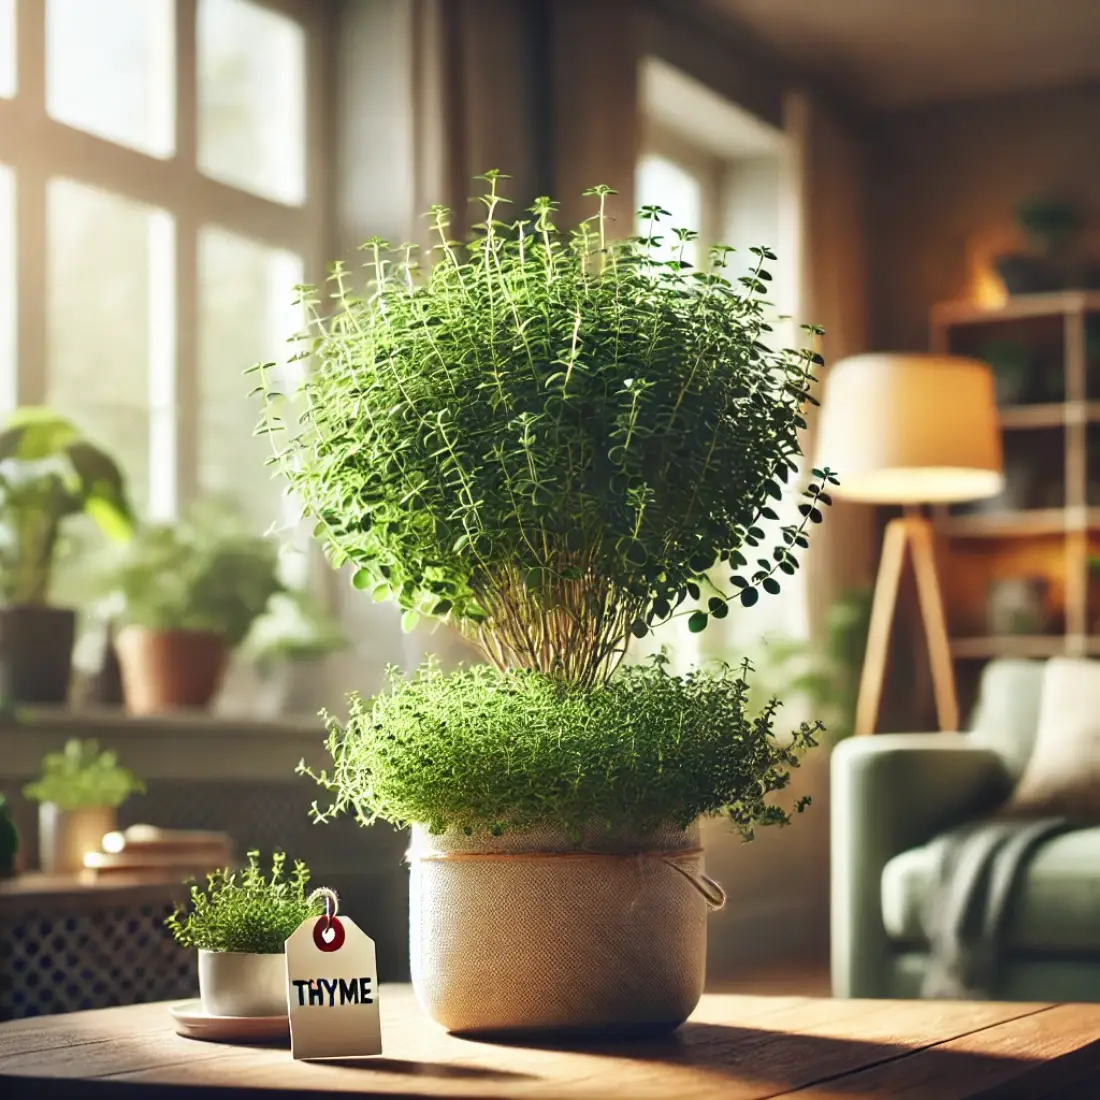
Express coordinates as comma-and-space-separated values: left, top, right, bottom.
813, 353, 1005, 504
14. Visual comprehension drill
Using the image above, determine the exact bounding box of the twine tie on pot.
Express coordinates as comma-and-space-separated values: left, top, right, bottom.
409, 846, 727, 911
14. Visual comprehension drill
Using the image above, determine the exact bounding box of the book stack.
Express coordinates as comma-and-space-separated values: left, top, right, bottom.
83, 825, 233, 880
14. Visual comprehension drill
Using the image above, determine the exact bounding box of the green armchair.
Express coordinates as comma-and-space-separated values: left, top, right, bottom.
831, 658, 1100, 1002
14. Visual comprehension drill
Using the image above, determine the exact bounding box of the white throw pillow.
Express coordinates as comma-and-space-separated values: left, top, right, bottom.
1008, 657, 1100, 821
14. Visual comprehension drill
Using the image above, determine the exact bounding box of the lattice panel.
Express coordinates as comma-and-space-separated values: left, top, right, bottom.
0, 903, 197, 1020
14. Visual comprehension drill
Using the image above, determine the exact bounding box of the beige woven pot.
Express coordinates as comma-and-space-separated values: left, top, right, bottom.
408, 821, 725, 1035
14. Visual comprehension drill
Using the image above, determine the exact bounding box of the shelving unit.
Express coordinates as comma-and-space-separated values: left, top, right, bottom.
930, 292, 1100, 695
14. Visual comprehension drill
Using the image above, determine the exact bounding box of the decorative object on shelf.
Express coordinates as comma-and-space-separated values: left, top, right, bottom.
22, 739, 144, 873
0, 794, 18, 878
257, 173, 830, 1034
986, 576, 1051, 636
0, 407, 133, 704
165, 850, 325, 1019
815, 353, 1004, 735
86, 824, 233, 880
994, 197, 1086, 296
108, 502, 285, 714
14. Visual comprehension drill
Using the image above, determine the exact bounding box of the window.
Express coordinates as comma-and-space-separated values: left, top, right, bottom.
0, 0, 325, 537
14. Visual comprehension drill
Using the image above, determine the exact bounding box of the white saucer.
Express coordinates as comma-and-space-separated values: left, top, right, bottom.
169, 1000, 290, 1044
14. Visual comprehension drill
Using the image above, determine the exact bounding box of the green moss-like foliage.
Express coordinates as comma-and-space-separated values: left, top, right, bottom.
254, 174, 834, 687
300, 657, 819, 841
166, 850, 324, 954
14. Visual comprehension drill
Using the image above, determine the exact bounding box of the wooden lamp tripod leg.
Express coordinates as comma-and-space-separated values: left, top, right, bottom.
908, 516, 960, 734
853, 518, 909, 736
853, 515, 960, 736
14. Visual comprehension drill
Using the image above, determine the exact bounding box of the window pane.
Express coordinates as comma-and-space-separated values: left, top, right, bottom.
0, 0, 14, 98
46, 0, 175, 157
47, 180, 176, 513
636, 154, 703, 269
198, 226, 303, 537
198, 0, 306, 205
0, 165, 13, 413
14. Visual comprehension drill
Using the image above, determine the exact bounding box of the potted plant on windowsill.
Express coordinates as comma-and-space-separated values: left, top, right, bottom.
0, 407, 134, 704
255, 174, 832, 1035
23, 738, 144, 873
108, 504, 285, 714
234, 589, 347, 718
166, 850, 325, 1018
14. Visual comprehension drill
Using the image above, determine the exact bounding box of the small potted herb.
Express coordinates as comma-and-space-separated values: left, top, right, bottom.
258, 175, 831, 1034
23, 739, 144, 873
109, 504, 285, 713
0, 407, 133, 703
166, 850, 324, 1018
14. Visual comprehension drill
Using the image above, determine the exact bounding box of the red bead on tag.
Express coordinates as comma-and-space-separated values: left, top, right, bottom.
313, 915, 345, 952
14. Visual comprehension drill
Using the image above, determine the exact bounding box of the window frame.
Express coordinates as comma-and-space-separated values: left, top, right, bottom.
0, 0, 332, 518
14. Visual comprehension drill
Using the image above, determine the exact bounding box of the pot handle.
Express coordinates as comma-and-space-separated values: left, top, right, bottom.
659, 855, 727, 911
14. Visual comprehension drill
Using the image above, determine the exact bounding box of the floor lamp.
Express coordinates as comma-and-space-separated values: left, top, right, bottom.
814, 353, 1005, 735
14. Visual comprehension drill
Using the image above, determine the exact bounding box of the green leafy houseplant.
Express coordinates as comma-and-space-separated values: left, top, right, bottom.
242, 589, 347, 679
0, 407, 134, 605
108, 503, 287, 713
0, 407, 134, 704
23, 738, 143, 810
166, 850, 324, 954
255, 174, 834, 1033
111, 505, 285, 647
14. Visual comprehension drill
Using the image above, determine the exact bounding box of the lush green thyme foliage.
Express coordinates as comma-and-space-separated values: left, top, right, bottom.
23, 739, 144, 811
299, 656, 819, 840
254, 174, 835, 686
165, 850, 325, 954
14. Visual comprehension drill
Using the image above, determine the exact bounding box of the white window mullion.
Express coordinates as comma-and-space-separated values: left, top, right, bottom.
13, 0, 45, 406
173, 0, 198, 517
147, 209, 177, 519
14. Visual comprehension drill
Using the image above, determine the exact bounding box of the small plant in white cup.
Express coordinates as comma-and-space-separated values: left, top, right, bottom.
166, 850, 325, 1018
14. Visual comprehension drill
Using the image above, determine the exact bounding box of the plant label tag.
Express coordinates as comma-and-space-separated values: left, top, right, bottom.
284, 915, 382, 1060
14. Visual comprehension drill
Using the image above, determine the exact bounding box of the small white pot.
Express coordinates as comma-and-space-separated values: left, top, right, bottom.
198, 950, 288, 1018
38, 804, 116, 874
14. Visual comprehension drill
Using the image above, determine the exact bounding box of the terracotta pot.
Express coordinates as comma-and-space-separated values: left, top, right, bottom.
115, 626, 229, 714
198, 950, 288, 1017
38, 804, 116, 873
0, 605, 76, 704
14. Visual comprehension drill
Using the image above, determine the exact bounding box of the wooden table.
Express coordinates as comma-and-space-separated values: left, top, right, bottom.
2, 984, 1100, 1098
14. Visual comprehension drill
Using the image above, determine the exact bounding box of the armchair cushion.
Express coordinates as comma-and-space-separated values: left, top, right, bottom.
882, 826, 1100, 953
966, 657, 1044, 781
1009, 658, 1100, 820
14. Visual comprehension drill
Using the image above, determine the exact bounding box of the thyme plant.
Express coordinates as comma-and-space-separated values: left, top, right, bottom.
166, 850, 325, 954
254, 174, 835, 688
302, 655, 817, 840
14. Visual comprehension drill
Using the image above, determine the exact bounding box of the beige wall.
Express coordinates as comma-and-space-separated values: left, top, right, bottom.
869, 83, 1100, 350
